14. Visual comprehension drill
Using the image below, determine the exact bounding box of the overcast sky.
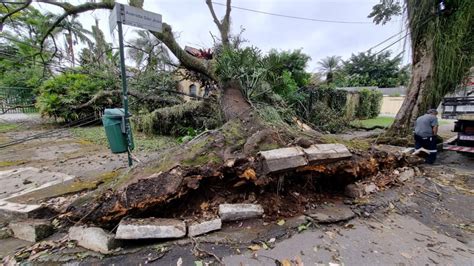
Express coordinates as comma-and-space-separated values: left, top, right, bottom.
35, 0, 410, 71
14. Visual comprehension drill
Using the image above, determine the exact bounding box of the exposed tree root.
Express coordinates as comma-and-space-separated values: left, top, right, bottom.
66, 122, 408, 227
65, 83, 411, 227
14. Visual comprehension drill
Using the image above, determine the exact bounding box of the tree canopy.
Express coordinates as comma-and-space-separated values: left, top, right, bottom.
335, 51, 409, 87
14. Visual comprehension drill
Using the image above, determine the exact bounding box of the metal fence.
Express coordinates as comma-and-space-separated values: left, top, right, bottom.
0, 87, 37, 114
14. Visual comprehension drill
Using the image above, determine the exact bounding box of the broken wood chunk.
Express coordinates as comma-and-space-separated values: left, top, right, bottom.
258, 147, 307, 174
115, 217, 186, 240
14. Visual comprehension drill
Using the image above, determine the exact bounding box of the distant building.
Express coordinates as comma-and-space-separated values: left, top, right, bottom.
174, 46, 214, 101
175, 69, 212, 101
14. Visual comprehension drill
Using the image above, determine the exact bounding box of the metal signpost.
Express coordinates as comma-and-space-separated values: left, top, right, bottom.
109, 3, 162, 166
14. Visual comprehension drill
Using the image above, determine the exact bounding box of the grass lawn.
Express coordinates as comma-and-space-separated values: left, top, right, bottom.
352, 116, 450, 129
352, 117, 395, 129
0, 123, 19, 133
71, 126, 178, 152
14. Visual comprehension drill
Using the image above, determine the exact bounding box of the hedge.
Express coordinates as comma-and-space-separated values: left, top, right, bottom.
355, 88, 383, 119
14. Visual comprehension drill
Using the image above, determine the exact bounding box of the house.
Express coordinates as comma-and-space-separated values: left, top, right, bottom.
175, 46, 214, 101
175, 69, 210, 101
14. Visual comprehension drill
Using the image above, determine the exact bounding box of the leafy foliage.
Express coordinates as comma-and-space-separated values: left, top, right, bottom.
264, 49, 311, 93
355, 88, 383, 119
134, 98, 223, 137
335, 51, 409, 87
306, 86, 351, 133
368, 0, 402, 25
216, 46, 268, 100
36, 72, 116, 121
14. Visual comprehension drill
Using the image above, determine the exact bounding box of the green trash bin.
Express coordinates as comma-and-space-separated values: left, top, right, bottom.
102, 108, 134, 154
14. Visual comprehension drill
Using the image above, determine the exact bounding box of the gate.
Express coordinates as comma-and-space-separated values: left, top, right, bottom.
0, 87, 37, 114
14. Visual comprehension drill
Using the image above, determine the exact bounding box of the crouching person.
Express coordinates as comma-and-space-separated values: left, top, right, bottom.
414, 109, 439, 164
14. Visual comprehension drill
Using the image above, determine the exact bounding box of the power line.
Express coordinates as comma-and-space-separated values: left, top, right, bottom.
211, 1, 373, 24
367, 28, 407, 52
370, 13, 436, 56
372, 31, 409, 56
0, 114, 101, 149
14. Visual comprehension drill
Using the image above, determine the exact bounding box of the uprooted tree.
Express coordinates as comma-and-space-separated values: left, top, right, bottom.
369, 0, 473, 140
1, 0, 412, 225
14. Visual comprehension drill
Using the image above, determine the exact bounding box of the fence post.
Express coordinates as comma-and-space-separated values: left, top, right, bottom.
307, 91, 314, 120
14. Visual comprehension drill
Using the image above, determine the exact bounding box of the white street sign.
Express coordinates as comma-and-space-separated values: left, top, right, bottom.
109, 3, 162, 33
109, 4, 118, 34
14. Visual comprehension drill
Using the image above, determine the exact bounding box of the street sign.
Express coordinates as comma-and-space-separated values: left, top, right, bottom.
108, 3, 163, 167
108, 4, 118, 34
109, 3, 162, 34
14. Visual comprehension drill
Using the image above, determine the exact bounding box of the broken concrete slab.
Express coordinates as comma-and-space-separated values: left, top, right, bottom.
345, 184, 364, 198
0, 226, 13, 239
9, 219, 53, 242
0, 167, 75, 200
307, 204, 355, 223
188, 218, 222, 237
303, 144, 352, 163
219, 203, 264, 221
364, 183, 378, 194
398, 168, 415, 182
69, 226, 117, 254
258, 147, 307, 173
115, 218, 186, 240
0, 200, 42, 222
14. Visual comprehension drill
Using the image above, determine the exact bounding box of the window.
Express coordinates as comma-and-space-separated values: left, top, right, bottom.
189, 84, 197, 97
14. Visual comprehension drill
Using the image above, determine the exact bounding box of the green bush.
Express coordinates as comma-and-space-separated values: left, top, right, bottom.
306, 86, 350, 133
215, 47, 268, 100
369, 90, 383, 118
36, 72, 116, 121
355, 88, 383, 119
308, 101, 350, 133
134, 98, 223, 136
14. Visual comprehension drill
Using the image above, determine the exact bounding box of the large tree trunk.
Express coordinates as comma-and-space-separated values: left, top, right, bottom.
386, 37, 435, 137
220, 81, 252, 120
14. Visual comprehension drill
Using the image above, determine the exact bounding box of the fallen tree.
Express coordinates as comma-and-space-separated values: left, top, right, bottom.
3, 0, 414, 227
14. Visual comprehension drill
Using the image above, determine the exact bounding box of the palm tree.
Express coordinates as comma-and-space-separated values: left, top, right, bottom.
56, 16, 92, 66
318, 55, 341, 83
127, 30, 171, 71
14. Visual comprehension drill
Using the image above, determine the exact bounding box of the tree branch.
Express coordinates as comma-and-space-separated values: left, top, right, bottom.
74, 89, 183, 110
205, 0, 223, 29
31, 1, 216, 83
36, 1, 74, 11
0, 0, 32, 25
205, 0, 231, 46
39, 1, 114, 53
150, 24, 216, 81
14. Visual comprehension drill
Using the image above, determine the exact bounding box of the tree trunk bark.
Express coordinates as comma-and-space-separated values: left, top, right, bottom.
385, 38, 435, 138
220, 80, 252, 121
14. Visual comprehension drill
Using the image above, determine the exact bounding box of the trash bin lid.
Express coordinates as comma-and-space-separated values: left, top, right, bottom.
104, 108, 125, 117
